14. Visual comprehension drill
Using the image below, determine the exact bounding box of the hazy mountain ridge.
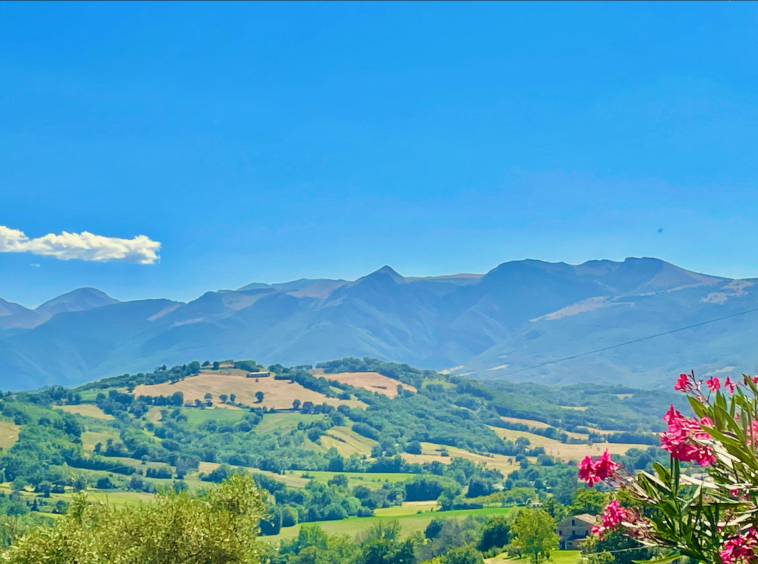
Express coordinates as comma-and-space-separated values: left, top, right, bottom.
36, 287, 119, 318
0, 257, 751, 390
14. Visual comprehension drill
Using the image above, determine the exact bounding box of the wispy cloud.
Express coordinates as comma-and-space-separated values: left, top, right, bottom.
0, 225, 160, 264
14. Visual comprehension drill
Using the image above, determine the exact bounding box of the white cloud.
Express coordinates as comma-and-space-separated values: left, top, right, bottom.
0, 225, 160, 264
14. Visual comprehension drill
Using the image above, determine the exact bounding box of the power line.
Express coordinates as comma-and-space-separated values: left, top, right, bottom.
498, 305, 758, 378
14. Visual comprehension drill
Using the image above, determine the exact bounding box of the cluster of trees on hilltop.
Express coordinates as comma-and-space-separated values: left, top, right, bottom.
77, 361, 203, 392
317, 357, 431, 388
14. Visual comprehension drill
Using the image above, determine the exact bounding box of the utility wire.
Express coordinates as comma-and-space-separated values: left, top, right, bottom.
498, 305, 758, 378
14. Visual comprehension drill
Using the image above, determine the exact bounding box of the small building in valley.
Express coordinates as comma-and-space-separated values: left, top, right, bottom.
556, 514, 596, 550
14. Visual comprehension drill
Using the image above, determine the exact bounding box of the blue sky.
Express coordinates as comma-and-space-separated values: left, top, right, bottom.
1, 2, 757, 307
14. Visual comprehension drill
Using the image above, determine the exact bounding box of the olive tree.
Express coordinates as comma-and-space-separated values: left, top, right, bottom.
1, 473, 266, 563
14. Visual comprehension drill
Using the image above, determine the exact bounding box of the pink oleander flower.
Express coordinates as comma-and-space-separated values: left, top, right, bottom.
578, 455, 602, 487
591, 524, 606, 540
725, 376, 737, 393
748, 420, 758, 447
601, 500, 626, 528
591, 500, 629, 541
660, 405, 715, 466
594, 449, 619, 479
752, 376, 758, 384
577, 450, 619, 487
721, 530, 758, 564
675, 373, 690, 391
707, 377, 721, 391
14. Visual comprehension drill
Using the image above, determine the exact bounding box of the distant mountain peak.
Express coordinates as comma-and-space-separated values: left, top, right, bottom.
371, 265, 404, 281
237, 282, 271, 292
0, 256, 747, 390
36, 287, 119, 317
0, 298, 32, 317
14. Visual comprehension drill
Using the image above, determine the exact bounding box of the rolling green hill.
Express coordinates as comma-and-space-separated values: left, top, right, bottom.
0, 357, 675, 542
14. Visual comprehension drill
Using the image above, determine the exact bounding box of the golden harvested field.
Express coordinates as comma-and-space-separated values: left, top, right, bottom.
311, 370, 416, 398
585, 427, 624, 436
133, 371, 366, 410
401, 442, 520, 475
321, 426, 377, 457
500, 416, 552, 429
54, 404, 114, 420
488, 426, 650, 461
0, 421, 20, 449
499, 417, 588, 440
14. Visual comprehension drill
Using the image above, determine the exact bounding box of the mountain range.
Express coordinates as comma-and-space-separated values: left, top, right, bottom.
1, 257, 756, 391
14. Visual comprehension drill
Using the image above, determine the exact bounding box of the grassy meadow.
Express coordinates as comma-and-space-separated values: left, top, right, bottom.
54, 404, 114, 420
486, 550, 582, 564
263, 506, 514, 543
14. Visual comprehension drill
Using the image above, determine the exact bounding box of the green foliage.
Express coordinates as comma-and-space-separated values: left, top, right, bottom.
583, 529, 651, 564
509, 508, 559, 564
476, 515, 510, 554
272, 514, 508, 564
439, 544, 483, 564
404, 476, 453, 502
541, 497, 567, 523
569, 488, 606, 516
1, 473, 266, 563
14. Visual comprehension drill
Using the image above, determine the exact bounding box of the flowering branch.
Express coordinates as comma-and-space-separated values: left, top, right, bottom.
578, 372, 758, 564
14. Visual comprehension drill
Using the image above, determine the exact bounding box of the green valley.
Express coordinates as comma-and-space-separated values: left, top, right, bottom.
0, 357, 676, 545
